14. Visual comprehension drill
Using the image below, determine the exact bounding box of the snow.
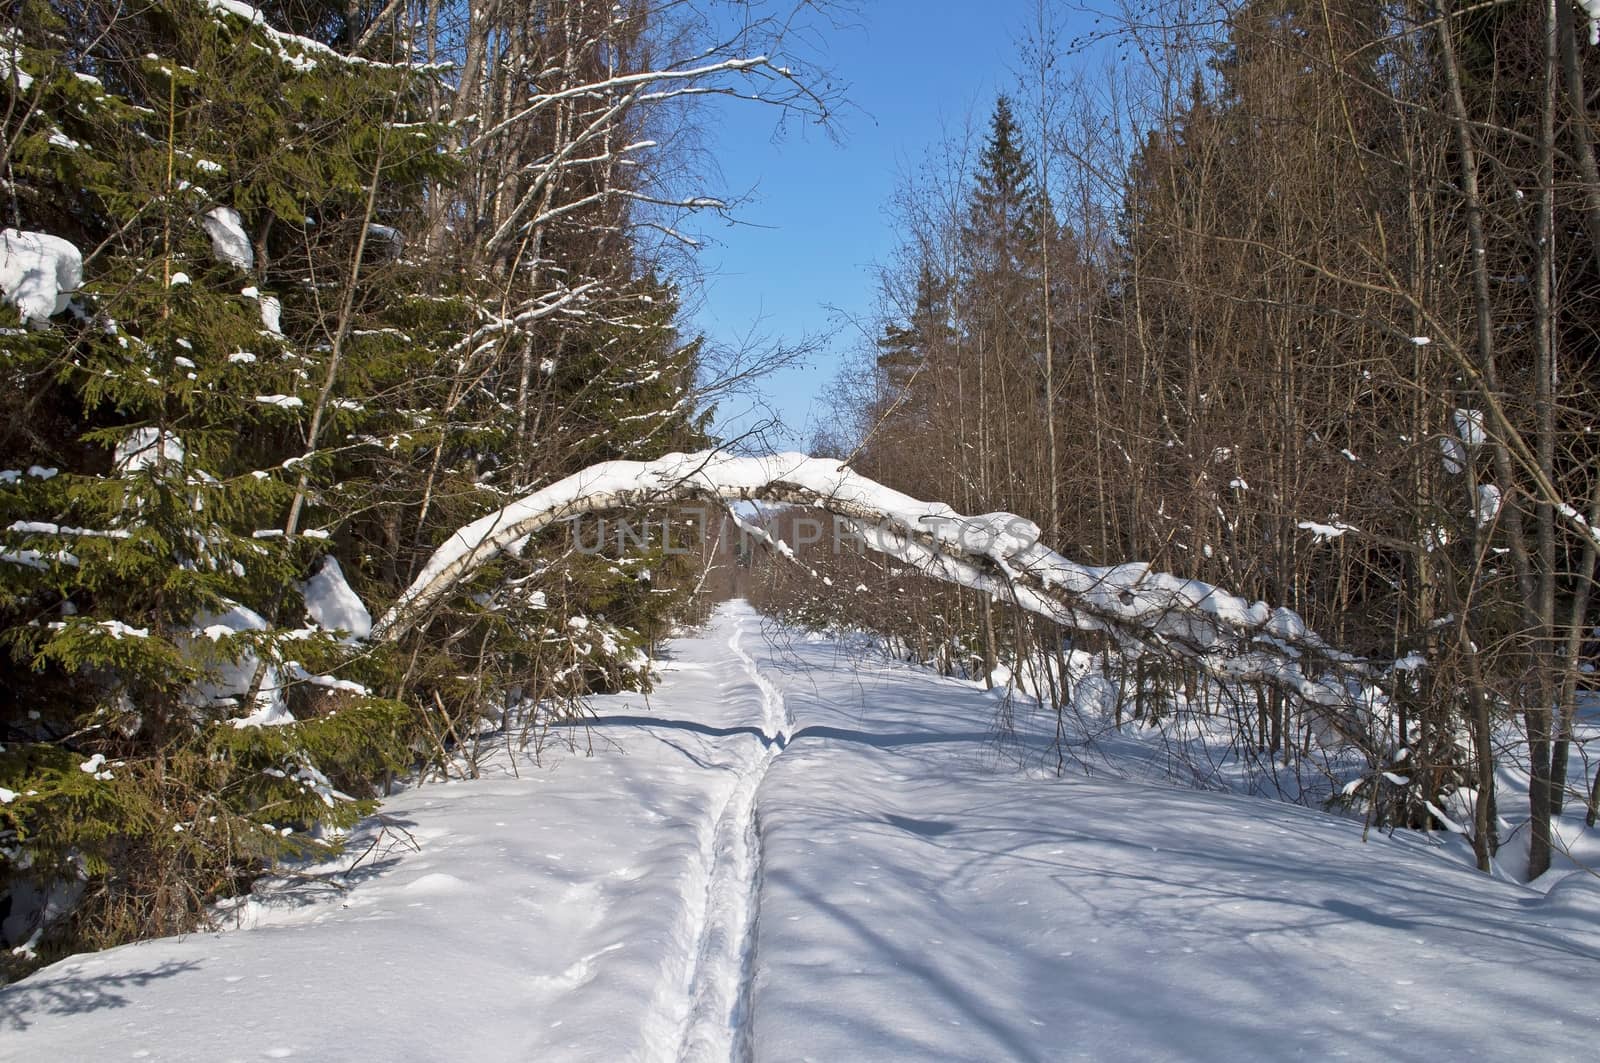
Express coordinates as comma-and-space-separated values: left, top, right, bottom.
200, 206, 253, 271
255, 394, 303, 408
8, 521, 128, 539
204, 0, 325, 72
113, 427, 184, 474
285, 661, 368, 696
186, 602, 289, 727
1541, 870, 1600, 933
0, 229, 82, 324
236, 283, 280, 334
944, 511, 1042, 556
1453, 407, 1486, 448
0, 548, 74, 570
1583, 0, 1600, 46
203, 0, 438, 73
1392, 652, 1427, 672
1297, 519, 1353, 542
76, 754, 115, 780
1556, 501, 1600, 552
2, 603, 1595, 1061
1441, 435, 1466, 475
258, 293, 282, 335
1, 31, 32, 91
299, 556, 371, 639
1475, 483, 1502, 526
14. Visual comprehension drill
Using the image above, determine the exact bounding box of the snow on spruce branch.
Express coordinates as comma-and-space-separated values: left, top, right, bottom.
203, 0, 442, 73
448, 282, 602, 363
0, 229, 82, 324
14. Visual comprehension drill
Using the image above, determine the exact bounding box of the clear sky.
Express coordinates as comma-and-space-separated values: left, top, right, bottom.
691, 1, 1098, 451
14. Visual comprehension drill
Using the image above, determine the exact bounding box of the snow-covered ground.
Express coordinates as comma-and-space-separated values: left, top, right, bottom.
3, 601, 1597, 1061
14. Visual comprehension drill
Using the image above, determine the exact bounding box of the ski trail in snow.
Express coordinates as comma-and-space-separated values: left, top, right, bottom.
670, 614, 789, 1063
730, 613, 794, 747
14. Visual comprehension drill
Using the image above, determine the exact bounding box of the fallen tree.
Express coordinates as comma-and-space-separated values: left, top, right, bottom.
374, 450, 1376, 743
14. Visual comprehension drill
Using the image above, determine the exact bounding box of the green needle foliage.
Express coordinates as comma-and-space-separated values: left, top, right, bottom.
1, 1, 710, 977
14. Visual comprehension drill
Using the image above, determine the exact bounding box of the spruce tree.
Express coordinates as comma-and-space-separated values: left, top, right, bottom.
0, 0, 445, 974
965, 95, 1039, 279
0, 0, 728, 977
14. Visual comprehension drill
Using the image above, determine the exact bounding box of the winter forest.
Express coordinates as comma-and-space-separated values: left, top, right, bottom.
1, 0, 1598, 1055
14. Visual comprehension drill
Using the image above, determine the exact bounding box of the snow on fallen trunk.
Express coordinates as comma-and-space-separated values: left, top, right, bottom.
374, 451, 1371, 727
0, 228, 82, 324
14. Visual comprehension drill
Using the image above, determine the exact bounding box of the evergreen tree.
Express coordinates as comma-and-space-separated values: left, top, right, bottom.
877, 260, 951, 404
0, 0, 446, 975
0, 0, 778, 977
963, 95, 1040, 289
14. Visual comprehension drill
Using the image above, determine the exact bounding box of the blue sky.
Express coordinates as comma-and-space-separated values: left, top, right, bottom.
691, 1, 1097, 450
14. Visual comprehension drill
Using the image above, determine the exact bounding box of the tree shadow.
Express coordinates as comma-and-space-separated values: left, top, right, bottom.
561, 713, 772, 744
568, 713, 1030, 758
1319, 898, 1420, 931
882, 812, 956, 837
789, 723, 1018, 750
240, 815, 422, 919
0, 960, 202, 1031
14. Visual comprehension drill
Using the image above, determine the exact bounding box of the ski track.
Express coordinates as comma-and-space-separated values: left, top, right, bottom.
666, 614, 791, 1063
